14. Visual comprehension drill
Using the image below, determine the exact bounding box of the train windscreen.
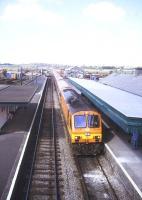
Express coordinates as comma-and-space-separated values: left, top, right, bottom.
88, 115, 100, 128
74, 115, 86, 128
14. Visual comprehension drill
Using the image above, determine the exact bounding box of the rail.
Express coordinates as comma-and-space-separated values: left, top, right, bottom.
51, 78, 60, 200
74, 156, 90, 200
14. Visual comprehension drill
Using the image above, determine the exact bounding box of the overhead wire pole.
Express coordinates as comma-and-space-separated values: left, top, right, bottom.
20, 66, 23, 86
36, 66, 38, 85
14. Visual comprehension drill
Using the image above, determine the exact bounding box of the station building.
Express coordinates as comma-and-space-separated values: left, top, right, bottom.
64, 66, 85, 78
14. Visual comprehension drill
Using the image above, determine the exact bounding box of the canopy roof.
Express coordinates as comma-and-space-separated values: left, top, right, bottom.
0, 85, 37, 104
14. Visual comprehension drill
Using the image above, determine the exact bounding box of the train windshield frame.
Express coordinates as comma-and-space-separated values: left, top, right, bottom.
74, 115, 86, 128
88, 114, 100, 128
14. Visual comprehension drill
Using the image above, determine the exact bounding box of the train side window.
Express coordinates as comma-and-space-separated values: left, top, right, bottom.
88, 115, 100, 128
70, 118, 72, 130
67, 111, 70, 126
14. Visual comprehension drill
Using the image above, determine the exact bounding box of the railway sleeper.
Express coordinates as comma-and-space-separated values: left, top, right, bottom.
36, 155, 54, 159
33, 171, 55, 176
30, 187, 56, 195
29, 194, 54, 200
31, 181, 55, 188
32, 174, 56, 180
34, 164, 54, 170
36, 151, 52, 155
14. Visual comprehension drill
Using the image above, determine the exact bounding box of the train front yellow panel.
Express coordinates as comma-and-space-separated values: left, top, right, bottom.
70, 111, 102, 144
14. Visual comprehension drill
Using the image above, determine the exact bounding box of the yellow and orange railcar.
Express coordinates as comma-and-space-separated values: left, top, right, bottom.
54, 73, 104, 155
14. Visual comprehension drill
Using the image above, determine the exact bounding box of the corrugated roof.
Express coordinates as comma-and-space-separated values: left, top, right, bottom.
69, 78, 142, 119
99, 74, 142, 97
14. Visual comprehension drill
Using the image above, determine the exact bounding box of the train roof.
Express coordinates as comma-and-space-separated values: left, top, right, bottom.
53, 70, 98, 114
62, 88, 96, 114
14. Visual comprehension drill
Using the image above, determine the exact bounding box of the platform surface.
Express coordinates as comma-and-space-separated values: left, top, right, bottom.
0, 132, 25, 197
106, 129, 142, 196
0, 85, 9, 91
0, 76, 46, 199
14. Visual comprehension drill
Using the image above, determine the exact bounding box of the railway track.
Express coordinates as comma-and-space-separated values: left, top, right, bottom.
6, 76, 136, 200
28, 77, 64, 199
76, 154, 132, 200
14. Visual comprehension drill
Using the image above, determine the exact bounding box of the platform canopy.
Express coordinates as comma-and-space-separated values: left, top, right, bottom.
69, 77, 142, 134
0, 85, 37, 104
99, 74, 142, 97
69, 78, 142, 118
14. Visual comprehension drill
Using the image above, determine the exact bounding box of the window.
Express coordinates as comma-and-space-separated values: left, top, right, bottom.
88, 115, 100, 128
70, 118, 72, 129
74, 115, 86, 128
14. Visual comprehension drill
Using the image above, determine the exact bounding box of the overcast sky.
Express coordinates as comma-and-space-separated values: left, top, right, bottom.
0, 0, 142, 66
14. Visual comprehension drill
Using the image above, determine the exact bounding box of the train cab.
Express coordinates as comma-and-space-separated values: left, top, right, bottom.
72, 112, 102, 143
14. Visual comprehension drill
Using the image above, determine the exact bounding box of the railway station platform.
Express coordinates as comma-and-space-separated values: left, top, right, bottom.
0, 105, 37, 199
0, 85, 9, 91
69, 77, 142, 198
69, 78, 142, 141
0, 76, 47, 199
105, 125, 142, 198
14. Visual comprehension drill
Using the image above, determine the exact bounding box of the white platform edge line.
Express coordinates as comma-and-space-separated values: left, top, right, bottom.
6, 129, 31, 200
6, 78, 47, 200
105, 143, 142, 198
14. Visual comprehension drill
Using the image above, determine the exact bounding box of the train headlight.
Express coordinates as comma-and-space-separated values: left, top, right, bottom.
93, 136, 100, 141
75, 136, 80, 140
85, 132, 90, 136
